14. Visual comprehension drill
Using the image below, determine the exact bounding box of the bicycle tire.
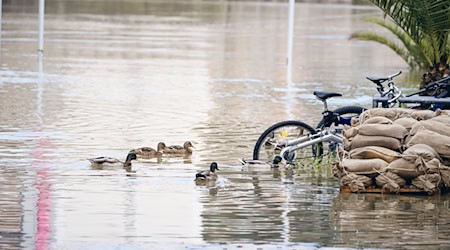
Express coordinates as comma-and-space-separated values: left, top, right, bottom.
252, 120, 317, 162
316, 105, 366, 129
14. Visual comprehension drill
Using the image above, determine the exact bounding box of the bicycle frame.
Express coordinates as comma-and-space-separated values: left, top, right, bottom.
279, 129, 343, 161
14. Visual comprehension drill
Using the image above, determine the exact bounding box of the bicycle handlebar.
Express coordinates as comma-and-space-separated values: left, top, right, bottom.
388, 71, 402, 79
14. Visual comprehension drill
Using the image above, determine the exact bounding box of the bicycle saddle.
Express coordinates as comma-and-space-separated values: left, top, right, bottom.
366, 76, 388, 84
313, 91, 342, 101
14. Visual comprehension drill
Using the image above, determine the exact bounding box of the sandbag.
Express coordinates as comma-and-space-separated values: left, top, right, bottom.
412, 173, 441, 194
340, 173, 372, 192
346, 134, 402, 151
402, 144, 440, 162
393, 117, 417, 131
438, 166, 450, 187
358, 123, 407, 139
343, 126, 358, 139
362, 116, 393, 125
407, 128, 450, 158
386, 157, 441, 179
360, 108, 413, 123
410, 120, 450, 138
349, 146, 400, 163
340, 158, 388, 177
429, 114, 450, 126
410, 110, 435, 121
375, 172, 406, 192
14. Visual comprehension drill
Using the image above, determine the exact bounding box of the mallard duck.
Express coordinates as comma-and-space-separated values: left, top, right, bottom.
160, 141, 194, 155
239, 156, 282, 168
88, 153, 137, 169
195, 162, 219, 182
129, 142, 165, 159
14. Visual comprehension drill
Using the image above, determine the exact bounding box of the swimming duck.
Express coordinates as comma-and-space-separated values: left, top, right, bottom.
195, 162, 219, 182
129, 142, 165, 159
88, 153, 137, 169
160, 141, 194, 155
239, 156, 283, 168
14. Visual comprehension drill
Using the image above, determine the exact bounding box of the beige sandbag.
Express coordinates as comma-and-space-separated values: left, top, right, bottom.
358, 123, 407, 139
407, 128, 450, 158
349, 146, 400, 163
348, 134, 402, 151
340, 158, 388, 177
351, 117, 360, 127
402, 144, 440, 162
375, 172, 406, 192
362, 116, 393, 125
438, 165, 450, 187
343, 126, 359, 139
385, 158, 421, 179
412, 173, 441, 194
340, 173, 372, 192
360, 108, 414, 123
435, 109, 450, 116
393, 117, 417, 131
386, 157, 441, 179
410, 110, 435, 120
429, 114, 450, 126
410, 120, 450, 137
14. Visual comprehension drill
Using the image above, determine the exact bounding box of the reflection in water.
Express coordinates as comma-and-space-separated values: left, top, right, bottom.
331, 193, 450, 249
0, 0, 448, 249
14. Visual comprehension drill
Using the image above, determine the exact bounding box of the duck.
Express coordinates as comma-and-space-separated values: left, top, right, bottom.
195, 162, 219, 182
129, 142, 165, 159
239, 156, 283, 168
160, 141, 194, 155
88, 153, 137, 170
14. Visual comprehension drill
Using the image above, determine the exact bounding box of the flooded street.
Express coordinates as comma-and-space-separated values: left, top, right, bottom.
1, 0, 449, 249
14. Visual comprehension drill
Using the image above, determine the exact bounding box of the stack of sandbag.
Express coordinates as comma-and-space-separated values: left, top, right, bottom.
335, 108, 450, 194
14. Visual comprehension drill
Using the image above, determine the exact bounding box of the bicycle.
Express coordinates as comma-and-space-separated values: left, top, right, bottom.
371, 73, 450, 109
252, 91, 365, 165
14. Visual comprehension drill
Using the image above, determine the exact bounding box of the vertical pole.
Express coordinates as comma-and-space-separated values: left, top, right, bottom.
286, 0, 295, 84
38, 0, 45, 53
0, 0, 3, 43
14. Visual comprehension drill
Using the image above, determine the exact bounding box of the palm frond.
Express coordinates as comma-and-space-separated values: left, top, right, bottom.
350, 31, 419, 69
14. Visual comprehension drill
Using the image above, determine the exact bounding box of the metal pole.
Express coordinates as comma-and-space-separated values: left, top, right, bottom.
0, 0, 3, 43
38, 0, 45, 53
286, 0, 295, 84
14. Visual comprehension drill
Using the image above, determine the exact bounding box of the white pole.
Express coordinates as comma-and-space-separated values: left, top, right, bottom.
0, 0, 3, 44
38, 0, 45, 53
286, 0, 295, 84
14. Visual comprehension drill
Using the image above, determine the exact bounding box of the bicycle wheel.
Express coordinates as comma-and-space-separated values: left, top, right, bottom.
315, 105, 366, 160
253, 120, 318, 165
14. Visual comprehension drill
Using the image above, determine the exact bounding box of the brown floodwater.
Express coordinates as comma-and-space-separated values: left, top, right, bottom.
0, 0, 448, 249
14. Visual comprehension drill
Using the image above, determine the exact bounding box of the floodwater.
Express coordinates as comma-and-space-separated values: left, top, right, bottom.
0, 0, 449, 249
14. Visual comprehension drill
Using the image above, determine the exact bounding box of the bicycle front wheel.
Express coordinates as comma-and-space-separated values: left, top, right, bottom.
253, 120, 318, 165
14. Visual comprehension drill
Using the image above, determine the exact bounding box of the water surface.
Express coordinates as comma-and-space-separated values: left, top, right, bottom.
1, 0, 448, 249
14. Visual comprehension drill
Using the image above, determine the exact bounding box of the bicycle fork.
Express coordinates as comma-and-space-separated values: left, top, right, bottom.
279, 131, 343, 162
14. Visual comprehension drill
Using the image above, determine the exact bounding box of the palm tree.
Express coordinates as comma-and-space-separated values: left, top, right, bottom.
350, 0, 450, 89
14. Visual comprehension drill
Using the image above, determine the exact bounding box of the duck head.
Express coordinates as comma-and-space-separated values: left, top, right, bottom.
272, 156, 282, 168
184, 141, 194, 149
157, 142, 166, 151
125, 153, 137, 163
210, 162, 219, 172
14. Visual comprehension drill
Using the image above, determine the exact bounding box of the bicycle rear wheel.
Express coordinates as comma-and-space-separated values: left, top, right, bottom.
253, 120, 318, 166
316, 105, 366, 129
